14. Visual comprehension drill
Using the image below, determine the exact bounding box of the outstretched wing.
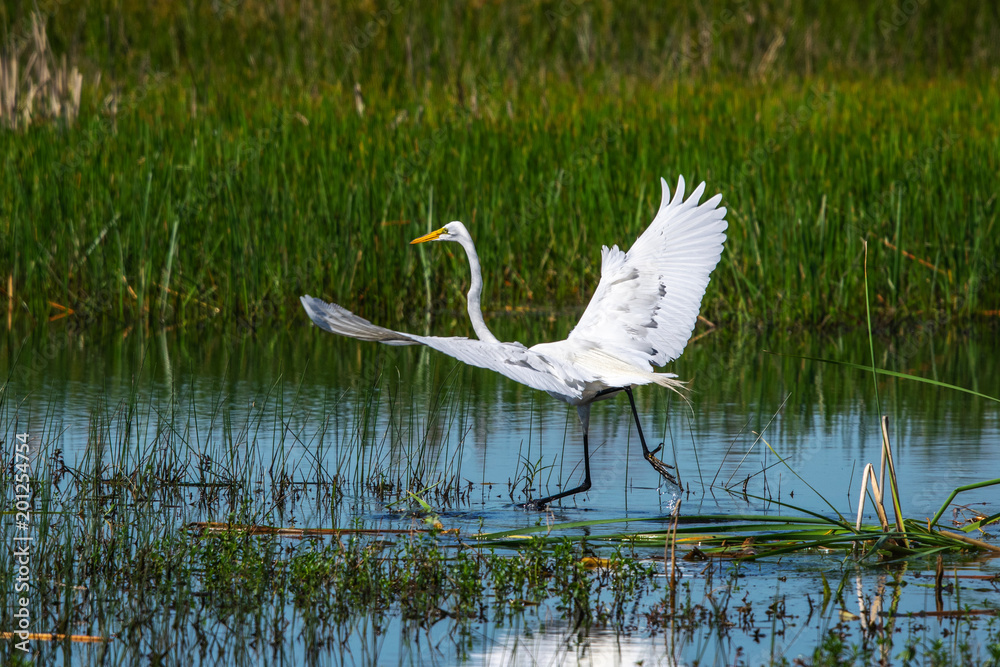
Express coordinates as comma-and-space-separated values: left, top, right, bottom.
568, 176, 727, 370
300, 295, 587, 401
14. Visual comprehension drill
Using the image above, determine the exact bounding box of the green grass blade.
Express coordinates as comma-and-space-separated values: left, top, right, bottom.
765, 353, 1000, 404
928, 478, 1000, 527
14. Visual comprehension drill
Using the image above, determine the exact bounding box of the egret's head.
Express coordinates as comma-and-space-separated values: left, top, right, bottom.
410, 221, 468, 245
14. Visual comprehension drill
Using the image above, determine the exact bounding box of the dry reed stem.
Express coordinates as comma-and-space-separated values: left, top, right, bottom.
855, 417, 908, 549
881, 238, 952, 279
881, 416, 906, 540
937, 530, 1000, 554
0, 13, 82, 129
855, 463, 891, 531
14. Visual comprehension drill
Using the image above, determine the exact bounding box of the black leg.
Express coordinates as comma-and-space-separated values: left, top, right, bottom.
624, 387, 679, 485
522, 429, 592, 510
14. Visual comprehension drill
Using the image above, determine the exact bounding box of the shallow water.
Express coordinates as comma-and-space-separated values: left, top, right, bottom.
3, 315, 999, 664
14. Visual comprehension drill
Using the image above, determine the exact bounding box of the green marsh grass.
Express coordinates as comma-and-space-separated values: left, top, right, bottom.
8, 78, 999, 331
3, 3, 999, 332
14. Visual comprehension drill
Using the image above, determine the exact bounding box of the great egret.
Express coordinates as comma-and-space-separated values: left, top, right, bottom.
301, 175, 728, 508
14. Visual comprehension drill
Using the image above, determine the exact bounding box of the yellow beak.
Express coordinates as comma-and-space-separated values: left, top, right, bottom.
410, 227, 446, 244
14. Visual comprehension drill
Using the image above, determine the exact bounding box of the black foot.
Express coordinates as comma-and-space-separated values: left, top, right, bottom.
520, 479, 592, 510
643, 449, 678, 485
518, 499, 548, 511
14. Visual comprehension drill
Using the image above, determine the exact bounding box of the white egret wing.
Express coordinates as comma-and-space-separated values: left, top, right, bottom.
568, 176, 728, 370
300, 295, 586, 400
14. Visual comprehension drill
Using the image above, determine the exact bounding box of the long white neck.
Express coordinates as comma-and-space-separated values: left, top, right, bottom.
456, 234, 500, 344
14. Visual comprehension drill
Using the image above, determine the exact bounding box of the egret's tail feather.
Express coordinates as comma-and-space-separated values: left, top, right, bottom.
650, 373, 688, 396
300, 295, 417, 346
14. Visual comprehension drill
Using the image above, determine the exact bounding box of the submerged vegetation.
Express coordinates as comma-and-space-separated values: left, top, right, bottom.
2, 322, 999, 664
2, 1, 999, 331
1, 358, 999, 665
